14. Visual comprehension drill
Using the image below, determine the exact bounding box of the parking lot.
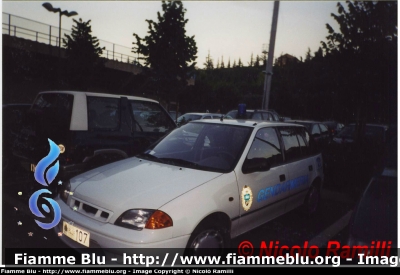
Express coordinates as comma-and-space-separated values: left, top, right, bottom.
2, 165, 358, 251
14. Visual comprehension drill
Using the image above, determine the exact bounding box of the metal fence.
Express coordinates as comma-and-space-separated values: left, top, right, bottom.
2, 12, 145, 66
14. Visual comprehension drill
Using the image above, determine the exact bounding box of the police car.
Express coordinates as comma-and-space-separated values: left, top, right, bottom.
56, 118, 324, 253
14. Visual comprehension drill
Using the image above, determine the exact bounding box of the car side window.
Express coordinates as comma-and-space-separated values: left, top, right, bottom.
87, 96, 120, 130
246, 127, 283, 167
279, 127, 302, 162
252, 113, 263, 120
130, 101, 175, 133
300, 127, 319, 155
319, 124, 328, 134
296, 127, 312, 157
311, 124, 321, 135
203, 116, 211, 119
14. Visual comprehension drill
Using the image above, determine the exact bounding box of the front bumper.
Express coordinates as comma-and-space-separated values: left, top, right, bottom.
55, 197, 190, 250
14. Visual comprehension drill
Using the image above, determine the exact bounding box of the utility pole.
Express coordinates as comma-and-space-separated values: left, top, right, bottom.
262, 1, 280, 110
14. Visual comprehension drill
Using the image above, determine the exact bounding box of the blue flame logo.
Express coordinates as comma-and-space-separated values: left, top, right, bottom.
34, 139, 60, 186
30, 138, 62, 230
29, 189, 61, 230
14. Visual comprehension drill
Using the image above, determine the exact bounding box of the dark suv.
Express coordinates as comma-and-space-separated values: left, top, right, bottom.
12, 91, 177, 180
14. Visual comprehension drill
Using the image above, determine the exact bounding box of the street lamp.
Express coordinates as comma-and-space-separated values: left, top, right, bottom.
42, 2, 78, 50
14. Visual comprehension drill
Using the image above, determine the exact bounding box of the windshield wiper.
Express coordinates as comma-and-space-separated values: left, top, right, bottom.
159, 158, 198, 167
136, 153, 165, 163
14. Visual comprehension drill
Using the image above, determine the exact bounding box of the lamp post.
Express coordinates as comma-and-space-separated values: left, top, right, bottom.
42, 2, 77, 54
262, 1, 279, 110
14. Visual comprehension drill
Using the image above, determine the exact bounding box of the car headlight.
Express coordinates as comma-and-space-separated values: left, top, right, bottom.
115, 209, 173, 231
59, 180, 71, 204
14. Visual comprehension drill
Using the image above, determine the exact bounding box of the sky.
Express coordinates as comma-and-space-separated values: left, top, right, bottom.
2, 1, 341, 69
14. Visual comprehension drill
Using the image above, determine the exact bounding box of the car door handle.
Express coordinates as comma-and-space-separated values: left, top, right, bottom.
279, 174, 286, 182
309, 165, 313, 171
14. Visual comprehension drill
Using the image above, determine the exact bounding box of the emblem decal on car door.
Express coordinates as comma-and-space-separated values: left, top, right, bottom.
241, 185, 253, 211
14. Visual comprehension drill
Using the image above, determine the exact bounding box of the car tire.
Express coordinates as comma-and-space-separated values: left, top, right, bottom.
303, 183, 321, 217
185, 221, 230, 257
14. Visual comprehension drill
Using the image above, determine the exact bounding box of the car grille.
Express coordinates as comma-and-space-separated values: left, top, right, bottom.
70, 198, 112, 222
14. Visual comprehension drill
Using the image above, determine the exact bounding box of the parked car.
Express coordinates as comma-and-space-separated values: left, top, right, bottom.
56, 119, 324, 255
226, 108, 282, 122
176, 112, 223, 126
12, 91, 177, 181
347, 132, 397, 251
3, 103, 31, 174
323, 121, 345, 137
324, 123, 389, 191
168, 110, 182, 122
285, 120, 331, 152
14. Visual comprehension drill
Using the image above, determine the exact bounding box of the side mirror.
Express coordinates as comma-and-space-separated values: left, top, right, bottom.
242, 158, 271, 174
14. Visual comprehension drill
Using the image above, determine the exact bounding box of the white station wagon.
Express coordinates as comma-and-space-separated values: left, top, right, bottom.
56, 119, 324, 254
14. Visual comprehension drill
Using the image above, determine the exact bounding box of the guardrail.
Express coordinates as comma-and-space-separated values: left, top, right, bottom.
2, 12, 145, 66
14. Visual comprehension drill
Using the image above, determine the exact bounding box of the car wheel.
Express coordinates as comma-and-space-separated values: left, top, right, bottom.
303, 184, 320, 216
186, 222, 230, 257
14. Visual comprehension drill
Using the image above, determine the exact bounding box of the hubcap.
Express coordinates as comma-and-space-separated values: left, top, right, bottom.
190, 229, 224, 251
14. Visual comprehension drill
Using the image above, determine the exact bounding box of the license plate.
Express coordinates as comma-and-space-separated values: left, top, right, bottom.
63, 221, 90, 247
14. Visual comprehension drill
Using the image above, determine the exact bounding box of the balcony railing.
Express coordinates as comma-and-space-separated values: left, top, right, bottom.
2, 12, 145, 66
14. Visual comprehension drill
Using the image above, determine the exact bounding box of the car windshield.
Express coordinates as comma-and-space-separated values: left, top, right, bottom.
137, 122, 253, 173
177, 114, 202, 125
336, 125, 385, 142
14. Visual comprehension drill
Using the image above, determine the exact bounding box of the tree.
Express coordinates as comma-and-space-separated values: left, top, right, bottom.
227, 57, 231, 68
261, 52, 267, 66
220, 56, 225, 68
248, 52, 254, 67
232, 60, 237, 68
204, 50, 214, 70
63, 18, 105, 89
305, 47, 312, 61
254, 55, 261, 67
132, 1, 198, 96
320, 1, 397, 127
238, 58, 243, 67
216, 57, 220, 69
321, 1, 397, 55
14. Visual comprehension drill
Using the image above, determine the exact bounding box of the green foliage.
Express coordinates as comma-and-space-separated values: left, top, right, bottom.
238, 58, 243, 67
204, 51, 214, 70
254, 55, 261, 67
132, 0, 198, 95
318, 1, 397, 124
220, 56, 225, 68
321, 1, 397, 55
248, 53, 254, 67
63, 18, 105, 89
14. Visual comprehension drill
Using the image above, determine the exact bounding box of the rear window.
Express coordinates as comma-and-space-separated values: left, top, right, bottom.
31, 93, 74, 130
